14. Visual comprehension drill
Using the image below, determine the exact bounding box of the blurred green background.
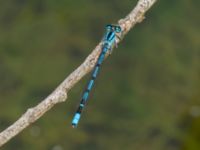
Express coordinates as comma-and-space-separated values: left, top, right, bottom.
0, 0, 200, 150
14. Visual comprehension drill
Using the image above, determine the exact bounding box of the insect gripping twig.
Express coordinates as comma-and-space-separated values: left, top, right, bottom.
71, 24, 122, 128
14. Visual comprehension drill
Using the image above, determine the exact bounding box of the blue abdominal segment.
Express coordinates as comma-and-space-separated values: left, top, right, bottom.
72, 113, 81, 128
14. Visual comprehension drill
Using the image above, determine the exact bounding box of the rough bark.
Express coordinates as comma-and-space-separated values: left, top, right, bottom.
0, 0, 157, 147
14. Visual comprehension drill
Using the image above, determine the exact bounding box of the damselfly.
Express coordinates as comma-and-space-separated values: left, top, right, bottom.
72, 24, 122, 128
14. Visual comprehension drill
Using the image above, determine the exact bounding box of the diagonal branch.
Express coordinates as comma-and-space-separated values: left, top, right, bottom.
0, 0, 157, 147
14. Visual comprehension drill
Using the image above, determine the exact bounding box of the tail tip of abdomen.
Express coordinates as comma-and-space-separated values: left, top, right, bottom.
72, 123, 77, 128
71, 113, 81, 128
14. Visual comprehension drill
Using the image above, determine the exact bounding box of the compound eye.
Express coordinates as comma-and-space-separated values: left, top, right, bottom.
115, 26, 121, 33
106, 24, 112, 31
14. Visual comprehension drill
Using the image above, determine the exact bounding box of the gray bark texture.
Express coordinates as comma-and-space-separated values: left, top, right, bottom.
0, 0, 157, 147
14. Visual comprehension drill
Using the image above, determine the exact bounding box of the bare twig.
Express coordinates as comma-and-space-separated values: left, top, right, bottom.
0, 0, 157, 147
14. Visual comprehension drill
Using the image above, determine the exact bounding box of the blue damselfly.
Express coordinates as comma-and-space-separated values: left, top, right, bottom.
72, 24, 122, 128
